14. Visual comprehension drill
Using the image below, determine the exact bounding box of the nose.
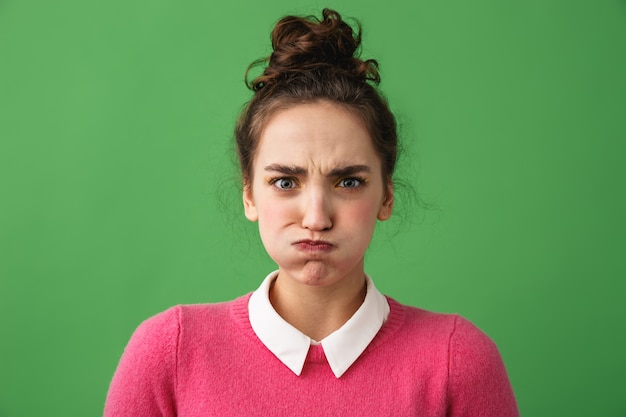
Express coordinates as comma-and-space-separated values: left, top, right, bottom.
301, 188, 333, 231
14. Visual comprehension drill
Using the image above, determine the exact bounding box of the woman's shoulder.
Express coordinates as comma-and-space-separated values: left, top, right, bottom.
385, 297, 518, 414
115, 295, 253, 365
137, 293, 252, 334
384, 297, 498, 352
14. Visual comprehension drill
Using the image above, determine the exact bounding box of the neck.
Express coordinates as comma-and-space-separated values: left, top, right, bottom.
269, 270, 367, 342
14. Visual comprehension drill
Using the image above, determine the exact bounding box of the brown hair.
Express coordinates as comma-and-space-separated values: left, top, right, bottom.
235, 8, 397, 189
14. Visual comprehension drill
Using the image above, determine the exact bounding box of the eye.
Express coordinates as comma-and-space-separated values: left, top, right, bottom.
271, 177, 298, 190
337, 177, 364, 189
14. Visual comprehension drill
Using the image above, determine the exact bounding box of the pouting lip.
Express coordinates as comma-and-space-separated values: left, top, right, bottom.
293, 239, 334, 246
292, 239, 334, 247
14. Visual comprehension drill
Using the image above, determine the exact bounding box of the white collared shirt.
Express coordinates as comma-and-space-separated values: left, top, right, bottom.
248, 271, 390, 378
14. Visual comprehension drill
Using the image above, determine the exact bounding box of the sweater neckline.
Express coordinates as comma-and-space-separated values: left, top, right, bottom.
247, 271, 391, 378
230, 292, 407, 369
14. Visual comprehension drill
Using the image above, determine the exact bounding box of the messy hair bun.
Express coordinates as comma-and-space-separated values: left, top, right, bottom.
248, 8, 380, 91
236, 8, 397, 190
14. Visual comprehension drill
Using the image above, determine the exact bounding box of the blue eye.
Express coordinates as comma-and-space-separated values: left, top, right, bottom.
273, 178, 297, 190
337, 177, 363, 188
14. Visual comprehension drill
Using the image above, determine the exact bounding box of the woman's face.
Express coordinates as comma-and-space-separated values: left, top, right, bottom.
243, 101, 393, 289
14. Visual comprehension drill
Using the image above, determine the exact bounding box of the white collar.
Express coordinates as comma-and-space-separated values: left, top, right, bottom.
248, 271, 390, 378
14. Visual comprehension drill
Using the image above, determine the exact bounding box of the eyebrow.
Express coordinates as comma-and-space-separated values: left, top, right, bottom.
264, 164, 306, 176
264, 164, 371, 177
329, 165, 372, 176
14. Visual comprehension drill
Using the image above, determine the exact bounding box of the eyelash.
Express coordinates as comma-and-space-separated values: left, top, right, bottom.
269, 177, 299, 190
336, 176, 366, 189
267, 176, 366, 191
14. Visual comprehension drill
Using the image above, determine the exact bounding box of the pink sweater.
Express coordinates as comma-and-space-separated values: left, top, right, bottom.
104, 295, 519, 416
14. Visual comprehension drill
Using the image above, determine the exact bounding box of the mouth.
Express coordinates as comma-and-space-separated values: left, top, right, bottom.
293, 239, 335, 252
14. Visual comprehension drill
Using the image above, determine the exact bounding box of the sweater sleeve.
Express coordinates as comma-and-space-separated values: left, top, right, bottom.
104, 306, 180, 417
447, 315, 519, 417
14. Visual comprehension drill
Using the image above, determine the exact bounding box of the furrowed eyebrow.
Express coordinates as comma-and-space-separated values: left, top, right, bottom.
263, 164, 372, 177
328, 165, 372, 177
264, 164, 306, 175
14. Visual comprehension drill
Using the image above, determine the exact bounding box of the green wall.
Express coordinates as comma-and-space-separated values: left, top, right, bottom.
1, 0, 625, 415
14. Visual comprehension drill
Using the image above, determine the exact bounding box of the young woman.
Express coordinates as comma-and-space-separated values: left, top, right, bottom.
104, 9, 519, 416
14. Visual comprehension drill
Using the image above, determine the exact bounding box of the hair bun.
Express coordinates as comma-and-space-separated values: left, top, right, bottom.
248, 9, 380, 91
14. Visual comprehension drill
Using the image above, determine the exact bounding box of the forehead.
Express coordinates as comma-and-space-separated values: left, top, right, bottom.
255, 102, 380, 170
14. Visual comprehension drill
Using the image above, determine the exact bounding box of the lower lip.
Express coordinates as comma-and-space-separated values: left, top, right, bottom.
293, 242, 334, 252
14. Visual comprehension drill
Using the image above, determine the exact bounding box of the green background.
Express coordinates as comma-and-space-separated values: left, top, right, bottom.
1, 0, 625, 415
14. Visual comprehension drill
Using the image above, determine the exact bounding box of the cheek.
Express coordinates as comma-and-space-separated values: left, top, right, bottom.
256, 199, 294, 236
342, 199, 381, 232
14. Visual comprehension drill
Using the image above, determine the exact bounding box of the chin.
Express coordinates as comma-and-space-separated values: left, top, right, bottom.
301, 262, 332, 284
283, 261, 334, 287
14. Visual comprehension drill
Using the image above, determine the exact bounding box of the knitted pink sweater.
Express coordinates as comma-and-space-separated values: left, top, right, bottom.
104, 295, 519, 416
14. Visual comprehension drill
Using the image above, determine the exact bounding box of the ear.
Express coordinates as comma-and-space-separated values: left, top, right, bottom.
243, 182, 258, 222
377, 181, 394, 221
